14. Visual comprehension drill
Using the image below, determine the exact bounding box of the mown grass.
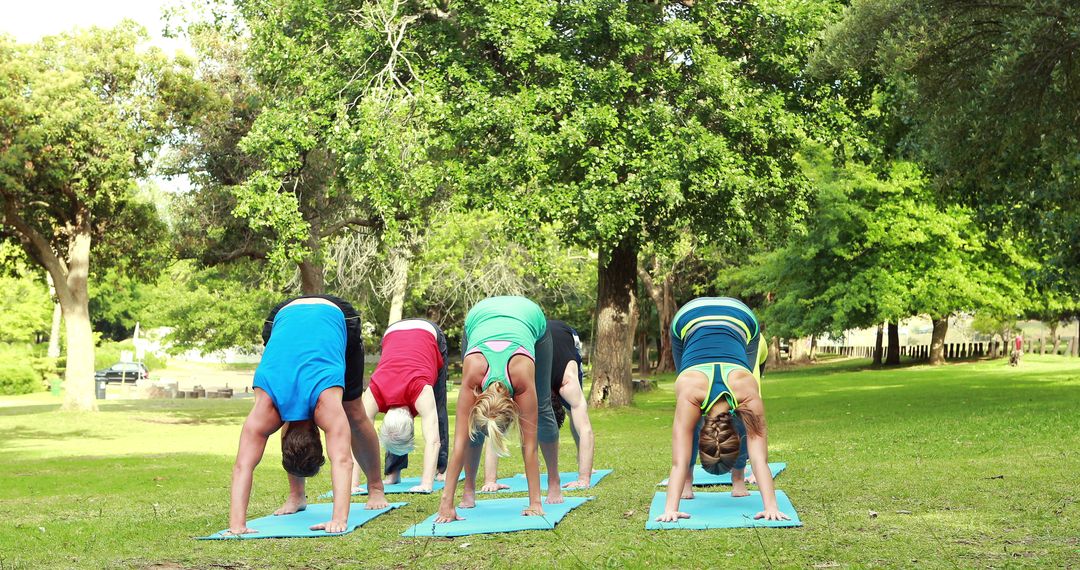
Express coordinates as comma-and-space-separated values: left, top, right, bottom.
1, 355, 1078, 569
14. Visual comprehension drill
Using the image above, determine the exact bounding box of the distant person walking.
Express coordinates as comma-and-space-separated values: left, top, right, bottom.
1010, 333, 1023, 366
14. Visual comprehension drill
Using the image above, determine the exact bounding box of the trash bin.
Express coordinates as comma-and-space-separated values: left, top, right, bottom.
49, 378, 63, 396
95, 380, 106, 400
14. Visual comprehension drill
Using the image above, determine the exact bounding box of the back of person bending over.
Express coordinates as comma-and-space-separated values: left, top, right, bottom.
436, 296, 561, 523
658, 297, 786, 523
226, 296, 388, 536
482, 318, 595, 491
360, 318, 450, 493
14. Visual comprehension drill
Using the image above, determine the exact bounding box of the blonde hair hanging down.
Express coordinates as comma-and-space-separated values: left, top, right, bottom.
469, 382, 519, 457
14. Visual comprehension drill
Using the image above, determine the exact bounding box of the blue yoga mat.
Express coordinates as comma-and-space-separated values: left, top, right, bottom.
480, 469, 613, 493
403, 496, 593, 538
645, 490, 802, 530
659, 462, 786, 486
198, 502, 407, 540
319, 473, 465, 498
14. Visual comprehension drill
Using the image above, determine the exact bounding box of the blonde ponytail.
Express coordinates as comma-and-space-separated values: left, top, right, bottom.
470, 383, 518, 457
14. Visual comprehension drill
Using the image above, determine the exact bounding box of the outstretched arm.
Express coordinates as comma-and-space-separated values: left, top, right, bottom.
413, 388, 440, 492
741, 396, 788, 521
514, 384, 543, 516
435, 384, 477, 523
228, 398, 282, 535
312, 397, 354, 532
559, 377, 595, 487
658, 385, 698, 523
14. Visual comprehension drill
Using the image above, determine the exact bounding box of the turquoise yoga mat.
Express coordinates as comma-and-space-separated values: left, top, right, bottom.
403, 496, 593, 538
319, 473, 465, 498
198, 502, 406, 540
479, 469, 613, 493
659, 462, 786, 486
646, 490, 802, 530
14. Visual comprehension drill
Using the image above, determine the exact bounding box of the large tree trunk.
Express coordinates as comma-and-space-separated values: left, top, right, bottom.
589, 238, 637, 407
873, 323, 884, 366
886, 321, 900, 365
637, 261, 676, 373
765, 336, 781, 368
59, 228, 96, 411
1048, 321, 1059, 355
637, 328, 650, 376
386, 253, 410, 326
929, 316, 949, 365
789, 336, 811, 363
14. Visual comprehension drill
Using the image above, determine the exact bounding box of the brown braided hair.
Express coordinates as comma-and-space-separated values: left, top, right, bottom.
699, 406, 763, 475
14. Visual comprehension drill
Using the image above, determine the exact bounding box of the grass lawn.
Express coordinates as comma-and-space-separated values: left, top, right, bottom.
1, 355, 1078, 568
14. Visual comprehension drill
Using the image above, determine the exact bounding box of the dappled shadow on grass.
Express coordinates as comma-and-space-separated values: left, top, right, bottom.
99, 399, 250, 426
0, 426, 113, 452
0, 403, 62, 417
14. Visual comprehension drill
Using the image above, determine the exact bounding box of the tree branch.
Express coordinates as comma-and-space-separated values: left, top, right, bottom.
1, 196, 68, 281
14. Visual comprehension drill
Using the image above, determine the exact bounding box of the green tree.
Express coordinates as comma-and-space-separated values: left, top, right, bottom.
415, 0, 839, 405
738, 146, 1027, 365
0, 24, 193, 410
818, 0, 1080, 293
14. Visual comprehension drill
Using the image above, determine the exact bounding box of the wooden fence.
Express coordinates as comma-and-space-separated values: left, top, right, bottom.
819, 337, 1079, 361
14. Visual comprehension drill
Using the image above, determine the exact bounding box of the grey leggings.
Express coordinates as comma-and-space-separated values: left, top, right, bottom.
468, 327, 558, 446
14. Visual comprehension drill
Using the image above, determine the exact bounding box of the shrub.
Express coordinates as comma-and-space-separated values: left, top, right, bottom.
95, 339, 166, 371
0, 345, 44, 395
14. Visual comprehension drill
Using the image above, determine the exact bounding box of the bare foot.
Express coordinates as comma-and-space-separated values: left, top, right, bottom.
546, 488, 565, 504
681, 480, 695, 500
459, 491, 476, 509
746, 472, 758, 485
480, 481, 510, 492
365, 490, 389, 510
274, 497, 307, 515
731, 480, 750, 498
383, 471, 401, 485
435, 472, 447, 482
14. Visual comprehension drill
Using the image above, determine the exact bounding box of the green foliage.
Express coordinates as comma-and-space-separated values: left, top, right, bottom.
818, 0, 1080, 292
0, 23, 189, 279
0, 344, 45, 395
149, 261, 279, 355
0, 273, 51, 344
408, 211, 596, 339
94, 339, 166, 372
736, 145, 1028, 338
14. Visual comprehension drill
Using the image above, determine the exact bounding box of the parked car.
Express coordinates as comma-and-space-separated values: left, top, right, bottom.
94, 362, 149, 384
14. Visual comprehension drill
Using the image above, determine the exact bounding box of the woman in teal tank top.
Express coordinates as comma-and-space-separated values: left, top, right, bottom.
436, 296, 559, 522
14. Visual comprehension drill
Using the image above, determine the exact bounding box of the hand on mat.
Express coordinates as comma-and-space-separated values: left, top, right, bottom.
435, 472, 447, 482
754, 508, 791, 521
522, 503, 545, 517
655, 510, 690, 523
223, 526, 257, 537
563, 479, 591, 490
746, 472, 758, 485
408, 484, 433, 493
309, 519, 348, 534
435, 506, 463, 523
481, 481, 510, 492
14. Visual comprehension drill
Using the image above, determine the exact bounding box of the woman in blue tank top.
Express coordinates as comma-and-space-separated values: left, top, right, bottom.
225, 296, 388, 537
658, 297, 788, 523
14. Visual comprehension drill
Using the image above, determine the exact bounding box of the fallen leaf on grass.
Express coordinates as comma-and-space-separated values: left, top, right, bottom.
623, 510, 635, 519
868, 510, 878, 519
986, 475, 1004, 480
459, 542, 471, 549
896, 510, 912, 515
